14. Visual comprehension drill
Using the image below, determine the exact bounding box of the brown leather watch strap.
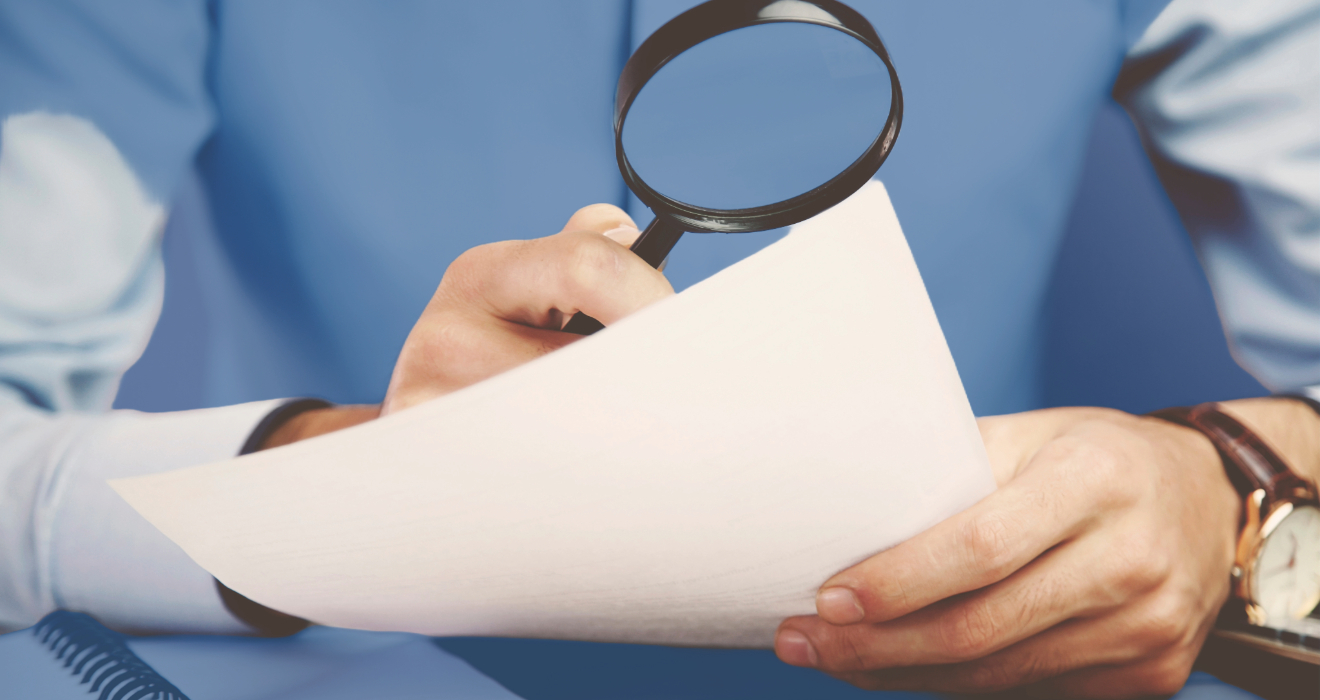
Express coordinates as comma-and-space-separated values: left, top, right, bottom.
1151, 403, 1312, 504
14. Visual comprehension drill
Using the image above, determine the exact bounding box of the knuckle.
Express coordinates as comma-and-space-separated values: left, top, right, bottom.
1014, 576, 1057, 630
445, 243, 485, 273
836, 631, 872, 672
1067, 439, 1123, 487
1043, 434, 1138, 508
562, 235, 623, 293
873, 575, 916, 615
1137, 593, 1194, 648
810, 628, 871, 673
966, 655, 1041, 692
570, 202, 628, 223
392, 316, 482, 395
412, 315, 474, 358
966, 661, 1015, 691
1141, 653, 1195, 696
960, 513, 1016, 580
940, 602, 1002, 660
441, 240, 516, 299
440, 247, 481, 292
1108, 531, 1171, 595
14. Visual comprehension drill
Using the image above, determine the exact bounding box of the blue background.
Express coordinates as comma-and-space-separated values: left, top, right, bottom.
115, 99, 1267, 417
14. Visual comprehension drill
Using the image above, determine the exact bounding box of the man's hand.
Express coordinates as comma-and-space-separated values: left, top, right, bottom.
381, 203, 671, 414
264, 203, 672, 445
775, 400, 1320, 698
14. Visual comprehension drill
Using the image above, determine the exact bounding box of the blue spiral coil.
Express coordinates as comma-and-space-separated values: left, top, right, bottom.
32, 611, 189, 700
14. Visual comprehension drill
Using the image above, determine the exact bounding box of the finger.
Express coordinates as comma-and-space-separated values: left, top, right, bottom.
1039, 653, 1197, 700
448, 232, 673, 329
815, 435, 1111, 625
560, 203, 642, 248
786, 527, 1149, 671
932, 580, 1211, 695
821, 605, 1171, 695
833, 589, 1200, 695
1035, 595, 1212, 699
385, 309, 578, 406
602, 225, 641, 248
560, 203, 637, 237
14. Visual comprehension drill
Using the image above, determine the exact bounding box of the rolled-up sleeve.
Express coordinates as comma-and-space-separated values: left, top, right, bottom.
0, 0, 277, 633
1115, 0, 1320, 401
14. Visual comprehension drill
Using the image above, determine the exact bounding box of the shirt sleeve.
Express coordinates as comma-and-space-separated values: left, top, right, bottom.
1114, 0, 1320, 399
0, 0, 275, 633
1, 397, 285, 634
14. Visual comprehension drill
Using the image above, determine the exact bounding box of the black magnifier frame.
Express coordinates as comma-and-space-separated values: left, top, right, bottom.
565, 0, 903, 334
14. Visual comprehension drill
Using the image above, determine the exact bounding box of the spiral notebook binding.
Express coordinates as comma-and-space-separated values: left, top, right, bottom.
33, 611, 190, 700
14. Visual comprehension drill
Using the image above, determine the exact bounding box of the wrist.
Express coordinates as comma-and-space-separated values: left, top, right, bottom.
1143, 410, 1243, 537
220, 400, 379, 635
259, 404, 380, 450
1219, 397, 1320, 486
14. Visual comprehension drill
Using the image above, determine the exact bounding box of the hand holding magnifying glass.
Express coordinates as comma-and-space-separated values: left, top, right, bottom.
564, 0, 903, 334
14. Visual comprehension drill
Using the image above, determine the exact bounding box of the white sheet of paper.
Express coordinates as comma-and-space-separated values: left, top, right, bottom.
113, 182, 994, 648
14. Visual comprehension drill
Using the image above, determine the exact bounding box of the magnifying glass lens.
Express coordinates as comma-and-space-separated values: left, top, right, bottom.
621, 22, 892, 212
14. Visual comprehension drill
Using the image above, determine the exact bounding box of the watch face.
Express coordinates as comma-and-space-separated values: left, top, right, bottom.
1253, 504, 1320, 622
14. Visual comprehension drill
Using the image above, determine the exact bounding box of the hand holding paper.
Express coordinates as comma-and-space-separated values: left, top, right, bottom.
113, 182, 994, 648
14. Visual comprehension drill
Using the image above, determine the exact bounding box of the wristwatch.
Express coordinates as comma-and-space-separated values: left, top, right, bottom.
1152, 402, 1320, 625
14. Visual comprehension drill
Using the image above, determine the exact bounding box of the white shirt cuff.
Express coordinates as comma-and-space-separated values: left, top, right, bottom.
46, 400, 286, 634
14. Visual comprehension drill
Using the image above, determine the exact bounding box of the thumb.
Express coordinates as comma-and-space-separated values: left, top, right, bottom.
561, 204, 639, 246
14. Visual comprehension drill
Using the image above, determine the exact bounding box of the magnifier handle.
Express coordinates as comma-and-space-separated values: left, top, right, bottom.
628, 214, 685, 269
561, 215, 685, 335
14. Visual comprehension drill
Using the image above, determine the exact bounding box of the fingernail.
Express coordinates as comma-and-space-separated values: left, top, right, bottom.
775, 629, 818, 667
817, 587, 864, 624
602, 224, 639, 239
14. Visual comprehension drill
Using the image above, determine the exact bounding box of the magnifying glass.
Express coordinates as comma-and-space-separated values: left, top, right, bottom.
564, 0, 902, 335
